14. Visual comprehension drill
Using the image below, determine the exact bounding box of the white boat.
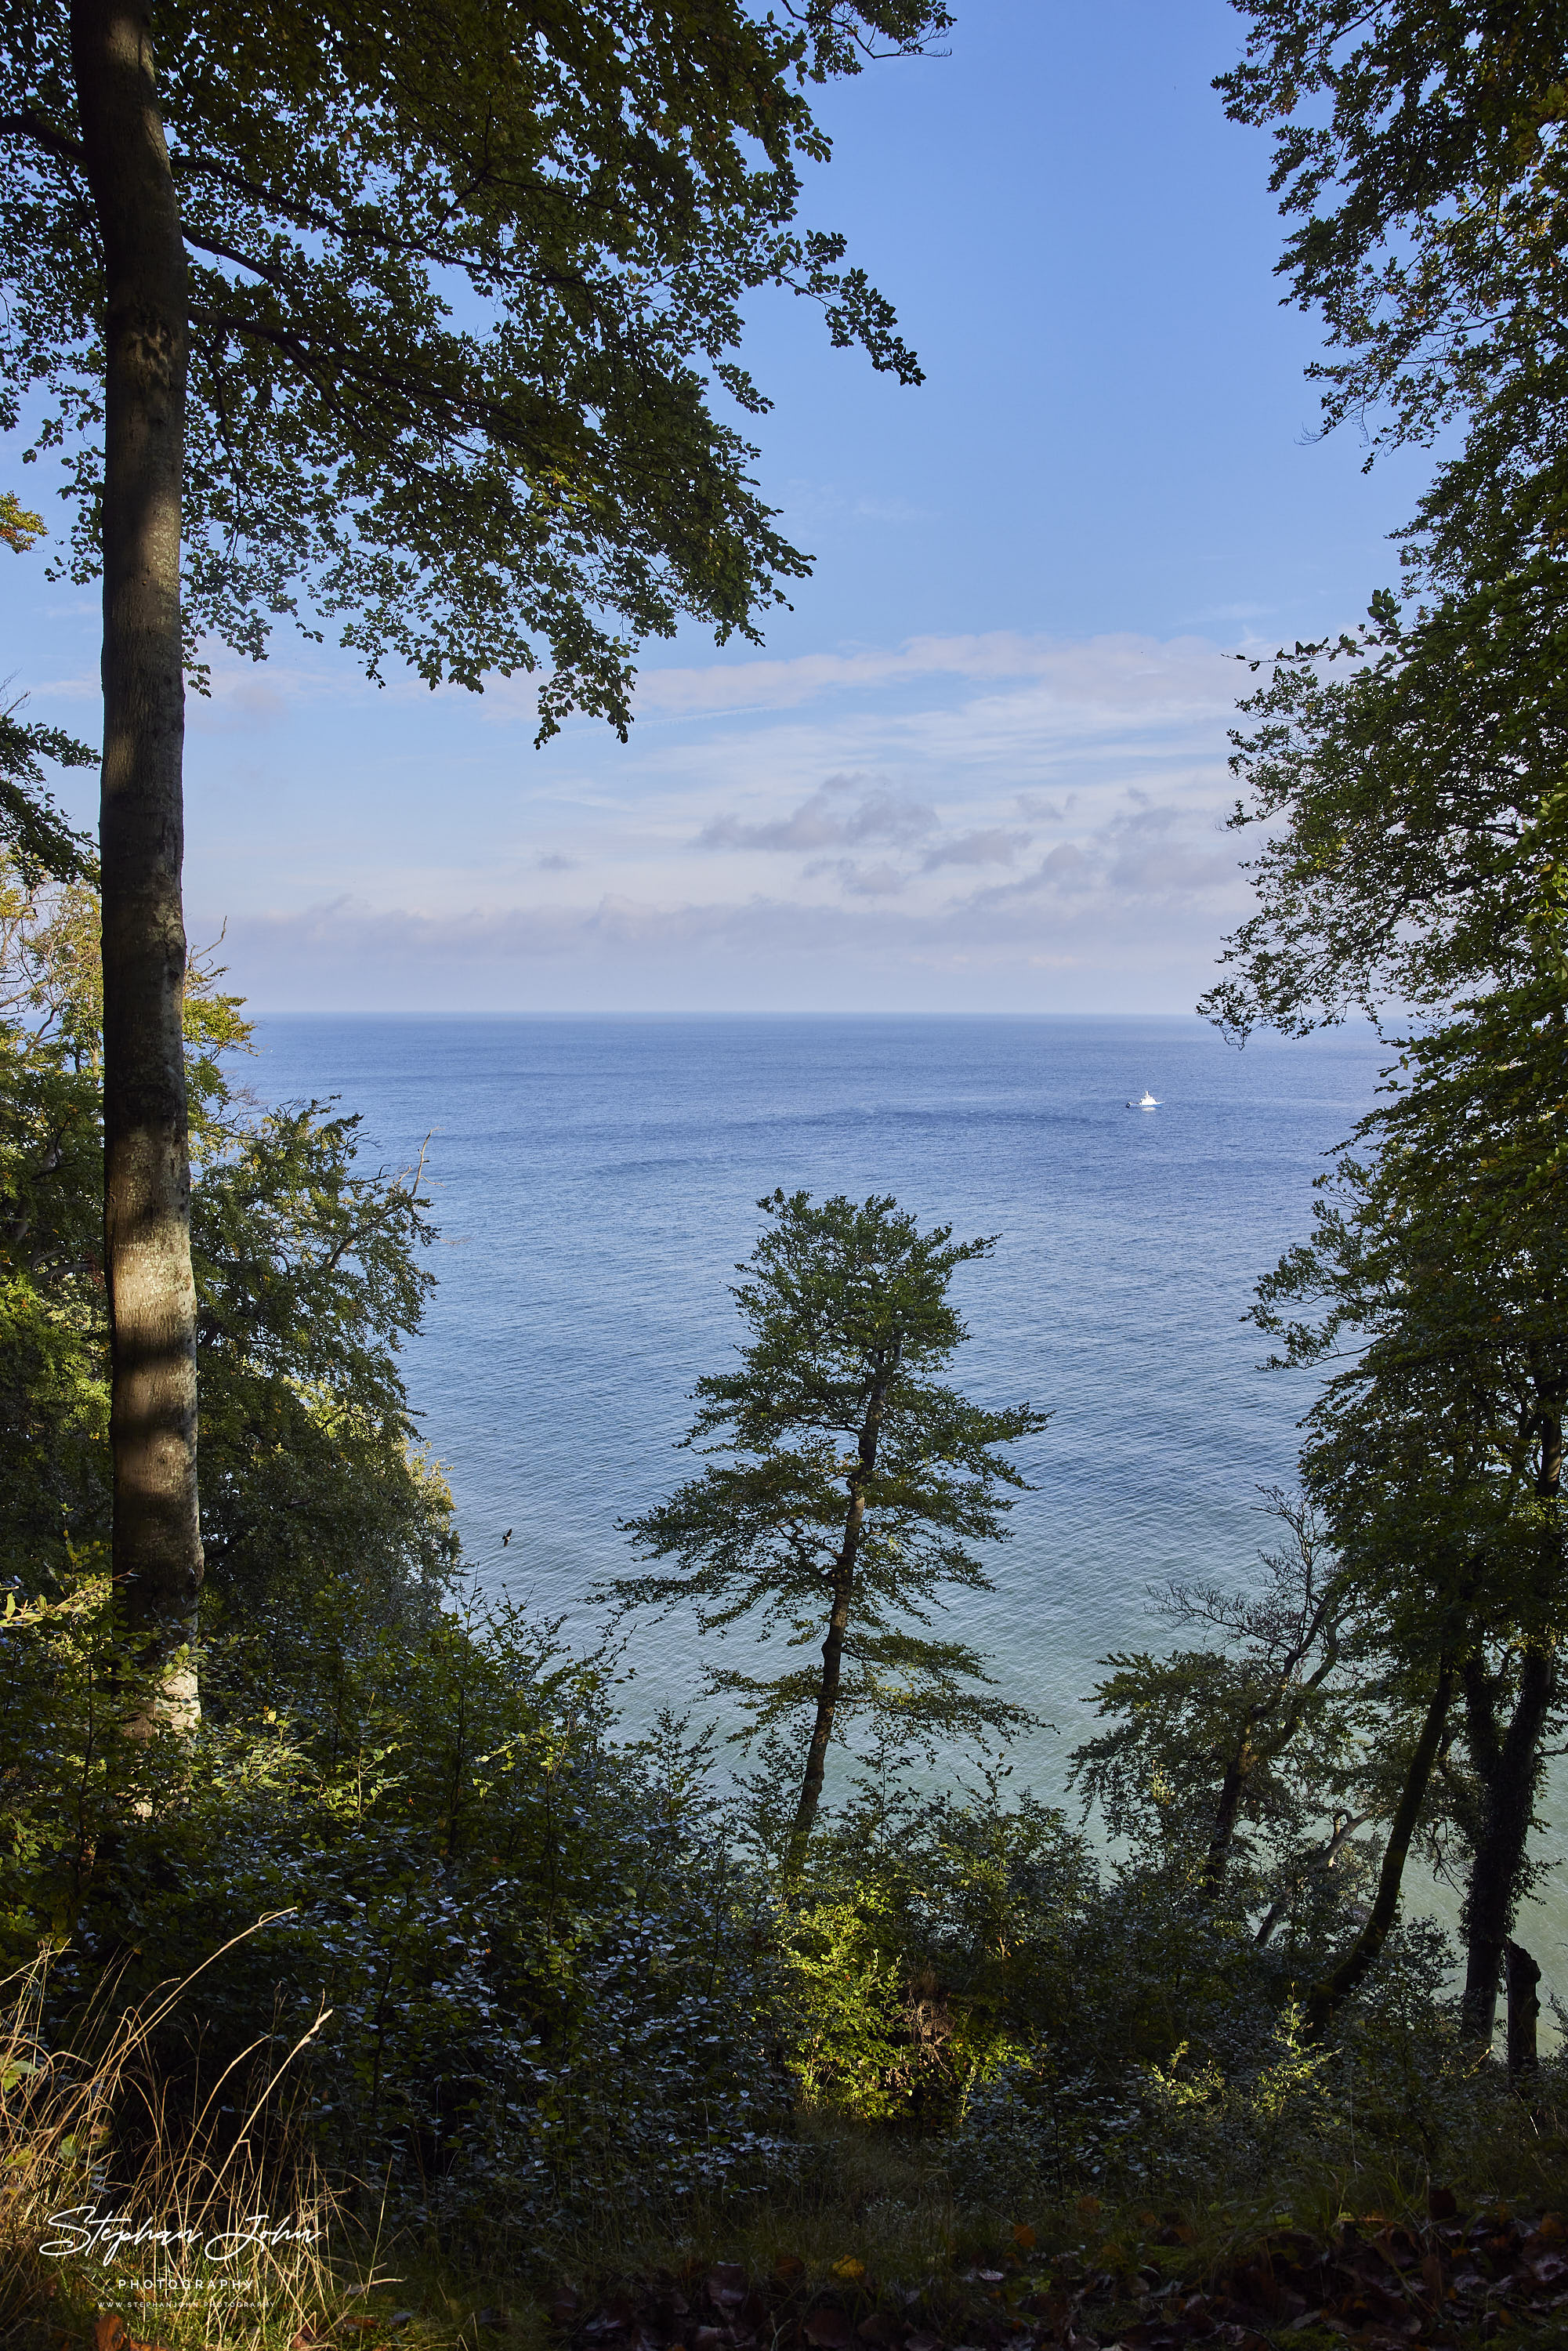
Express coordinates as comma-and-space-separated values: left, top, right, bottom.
1127, 1088, 1160, 1109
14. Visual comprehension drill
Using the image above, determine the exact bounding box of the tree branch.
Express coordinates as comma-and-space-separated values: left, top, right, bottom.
0, 105, 86, 171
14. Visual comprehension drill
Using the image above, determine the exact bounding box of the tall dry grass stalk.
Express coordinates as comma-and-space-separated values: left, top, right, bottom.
0, 1921, 351, 2346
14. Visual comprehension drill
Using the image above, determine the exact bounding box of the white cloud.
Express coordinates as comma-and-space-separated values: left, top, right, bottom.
183, 621, 1262, 1012
632, 628, 1237, 722
455, 626, 1244, 736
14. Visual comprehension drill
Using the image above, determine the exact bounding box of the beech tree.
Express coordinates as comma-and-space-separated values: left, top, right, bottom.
0, 856, 457, 1716
1220, 1, 1568, 451
614, 1190, 1048, 1878
1253, 997, 1566, 2049
0, 0, 942, 1716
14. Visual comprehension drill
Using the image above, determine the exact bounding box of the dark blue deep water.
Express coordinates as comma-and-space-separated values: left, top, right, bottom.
247, 1014, 1385, 1783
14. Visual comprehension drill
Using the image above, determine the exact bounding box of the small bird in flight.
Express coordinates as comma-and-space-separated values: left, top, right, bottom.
501, 1528, 513, 1547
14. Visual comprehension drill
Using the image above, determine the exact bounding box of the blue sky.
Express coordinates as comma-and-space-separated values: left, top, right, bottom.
4, 0, 1439, 1013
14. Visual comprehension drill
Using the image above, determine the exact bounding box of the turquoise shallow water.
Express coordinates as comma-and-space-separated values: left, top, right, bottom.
242, 1011, 1568, 2003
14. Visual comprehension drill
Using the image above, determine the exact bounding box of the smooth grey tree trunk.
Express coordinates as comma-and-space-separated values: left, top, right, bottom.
71, 0, 202, 1729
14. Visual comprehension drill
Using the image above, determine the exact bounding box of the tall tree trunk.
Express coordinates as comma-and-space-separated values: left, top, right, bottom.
1305, 1661, 1454, 2041
785, 1364, 893, 1879
71, 0, 201, 1730
1458, 1383, 1564, 2045
1458, 1646, 1555, 2045
786, 1554, 855, 1881
1505, 1940, 1541, 2078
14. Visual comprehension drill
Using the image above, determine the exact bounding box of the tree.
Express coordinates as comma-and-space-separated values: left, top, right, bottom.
613, 1190, 1048, 1878
1199, 399, 1568, 1045
1251, 995, 1566, 2045
0, 490, 43, 552
0, 860, 457, 1726
1070, 1492, 1366, 1921
1219, 1, 1568, 452
1, 506, 95, 895
0, 0, 945, 1715
1211, 0, 1568, 2052
0, 695, 96, 889
1206, 13, 1568, 1033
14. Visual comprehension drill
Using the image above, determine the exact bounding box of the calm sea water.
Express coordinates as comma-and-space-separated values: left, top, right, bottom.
243, 1012, 1568, 1993
245, 1014, 1386, 1762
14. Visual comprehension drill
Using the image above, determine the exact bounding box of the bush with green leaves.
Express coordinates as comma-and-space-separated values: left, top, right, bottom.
9, 1591, 791, 2241
943, 1915, 1465, 2219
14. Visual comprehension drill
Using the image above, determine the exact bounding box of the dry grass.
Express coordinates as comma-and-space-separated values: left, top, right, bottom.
0, 1931, 348, 2350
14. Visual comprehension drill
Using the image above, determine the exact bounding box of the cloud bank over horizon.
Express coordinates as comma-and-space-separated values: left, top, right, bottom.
165, 626, 1260, 1014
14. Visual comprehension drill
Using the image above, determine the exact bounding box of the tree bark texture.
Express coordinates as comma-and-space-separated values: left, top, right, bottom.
1305, 1661, 1454, 2041
786, 1365, 893, 1877
71, 0, 201, 1727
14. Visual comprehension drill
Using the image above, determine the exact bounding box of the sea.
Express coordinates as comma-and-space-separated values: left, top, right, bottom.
242, 1012, 1566, 1990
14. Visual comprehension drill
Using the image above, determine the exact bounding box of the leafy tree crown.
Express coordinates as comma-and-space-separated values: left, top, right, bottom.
2, 0, 945, 733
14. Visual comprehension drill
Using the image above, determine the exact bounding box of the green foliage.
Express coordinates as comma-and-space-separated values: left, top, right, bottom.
1196, 48, 1568, 2032
1, 0, 943, 734
785, 1890, 916, 2123
1200, 561, 1568, 1041
780, 1773, 1091, 2128
0, 489, 42, 552
1199, 113, 1568, 1048
193, 1105, 458, 1712
0, 1580, 791, 2236
0, 695, 94, 889
0, 864, 458, 1671
947, 1947, 1462, 2216
614, 1191, 1048, 1808
0, 872, 110, 1581
1220, 1, 1568, 451
0, 504, 94, 887
1070, 1494, 1367, 1916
